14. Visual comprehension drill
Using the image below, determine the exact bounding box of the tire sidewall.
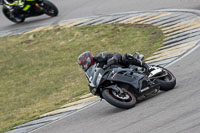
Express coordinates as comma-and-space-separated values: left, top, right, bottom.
43, 0, 58, 17
157, 68, 176, 91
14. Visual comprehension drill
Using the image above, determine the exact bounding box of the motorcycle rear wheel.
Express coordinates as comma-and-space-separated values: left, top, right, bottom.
2, 7, 25, 23
43, 0, 58, 17
156, 68, 176, 91
102, 87, 136, 109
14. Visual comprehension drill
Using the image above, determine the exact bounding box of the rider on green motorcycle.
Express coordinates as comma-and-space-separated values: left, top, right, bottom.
4, 0, 36, 12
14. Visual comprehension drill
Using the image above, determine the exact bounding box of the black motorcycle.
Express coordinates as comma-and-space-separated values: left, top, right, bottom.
86, 55, 176, 109
0, 0, 58, 23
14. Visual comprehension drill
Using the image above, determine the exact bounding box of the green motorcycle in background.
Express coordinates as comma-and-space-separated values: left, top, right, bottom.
0, 0, 58, 23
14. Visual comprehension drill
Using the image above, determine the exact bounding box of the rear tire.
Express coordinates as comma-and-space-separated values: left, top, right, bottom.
2, 7, 25, 23
157, 68, 176, 91
43, 0, 58, 17
102, 88, 136, 109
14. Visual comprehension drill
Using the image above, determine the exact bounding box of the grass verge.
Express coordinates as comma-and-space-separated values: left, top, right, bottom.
0, 23, 164, 133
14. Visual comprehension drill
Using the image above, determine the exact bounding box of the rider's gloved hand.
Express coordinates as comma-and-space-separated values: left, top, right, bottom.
133, 52, 144, 61
107, 56, 118, 66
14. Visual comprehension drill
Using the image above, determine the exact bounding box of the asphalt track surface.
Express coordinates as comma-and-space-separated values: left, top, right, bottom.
1, 0, 200, 133
1, 0, 200, 32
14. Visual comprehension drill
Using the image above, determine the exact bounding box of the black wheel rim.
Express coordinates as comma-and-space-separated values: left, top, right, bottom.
107, 89, 134, 103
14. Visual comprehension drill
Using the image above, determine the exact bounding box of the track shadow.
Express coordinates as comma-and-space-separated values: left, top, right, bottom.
137, 85, 179, 104
2, 16, 54, 30
99, 92, 165, 115
137, 91, 165, 104
97, 107, 129, 118
103, 106, 126, 115
19, 16, 52, 25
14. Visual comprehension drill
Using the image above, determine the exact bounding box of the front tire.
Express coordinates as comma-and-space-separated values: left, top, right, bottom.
157, 68, 176, 91
102, 88, 136, 109
43, 0, 58, 17
2, 7, 25, 23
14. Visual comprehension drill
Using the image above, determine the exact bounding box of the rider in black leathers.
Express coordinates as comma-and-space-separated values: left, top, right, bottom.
78, 51, 149, 72
94, 52, 149, 70
4, 0, 36, 12
78, 51, 151, 94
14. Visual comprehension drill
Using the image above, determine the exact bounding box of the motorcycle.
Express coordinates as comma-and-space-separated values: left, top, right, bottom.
0, 0, 58, 23
86, 54, 176, 109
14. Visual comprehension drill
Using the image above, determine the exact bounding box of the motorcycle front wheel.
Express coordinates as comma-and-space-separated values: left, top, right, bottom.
2, 7, 25, 23
43, 0, 58, 17
102, 87, 136, 109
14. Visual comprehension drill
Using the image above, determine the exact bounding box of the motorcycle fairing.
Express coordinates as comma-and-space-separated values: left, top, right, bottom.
86, 65, 105, 88
107, 67, 146, 91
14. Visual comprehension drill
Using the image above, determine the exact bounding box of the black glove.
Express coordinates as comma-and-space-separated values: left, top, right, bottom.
133, 52, 144, 61
107, 57, 117, 66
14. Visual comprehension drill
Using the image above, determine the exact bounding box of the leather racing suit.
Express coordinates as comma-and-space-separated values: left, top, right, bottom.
94, 52, 149, 70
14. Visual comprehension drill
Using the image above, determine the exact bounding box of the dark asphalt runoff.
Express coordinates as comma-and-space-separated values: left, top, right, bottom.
32, 44, 200, 133
1, 0, 200, 32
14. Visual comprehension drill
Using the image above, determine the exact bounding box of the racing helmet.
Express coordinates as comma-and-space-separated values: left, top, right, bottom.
78, 51, 94, 71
